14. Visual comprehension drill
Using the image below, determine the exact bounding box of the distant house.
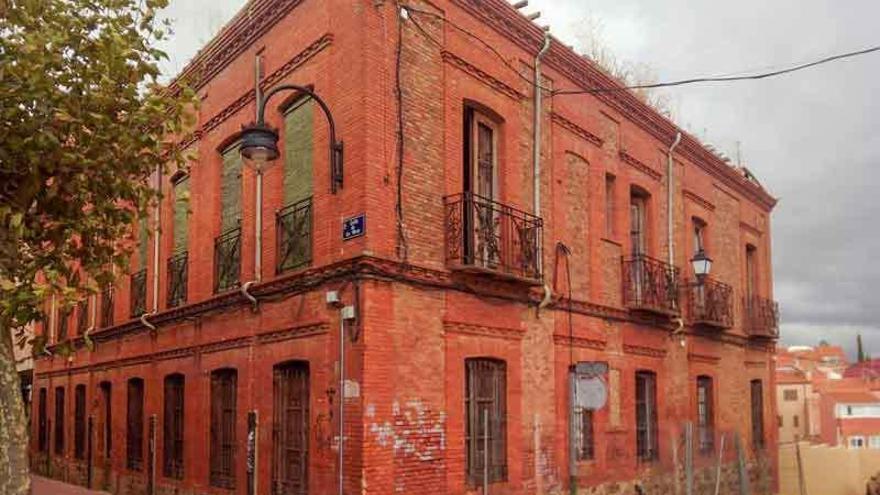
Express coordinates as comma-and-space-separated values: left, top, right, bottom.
820, 390, 880, 448
844, 359, 880, 379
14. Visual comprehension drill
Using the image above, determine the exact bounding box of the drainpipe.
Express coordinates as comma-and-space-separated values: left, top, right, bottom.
141, 166, 161, 333
240, 54, 262, 311
667, 132, 684, 337
534, 29, 551, 303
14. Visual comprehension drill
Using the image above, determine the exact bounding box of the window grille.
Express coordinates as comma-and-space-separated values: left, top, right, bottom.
635, 371, 659, 462
750, 379, 765, 450
214, 226, 241, 293
465, 358, 507, 485
127, 378, 145, 470
163, 374, 185, 479
210, 368, 237, 489
166, 252, 188, 308
696, 376, 714, 454
276, 198, 312, 274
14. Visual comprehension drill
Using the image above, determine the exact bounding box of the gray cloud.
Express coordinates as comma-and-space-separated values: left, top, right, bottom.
159, 0, 880, 358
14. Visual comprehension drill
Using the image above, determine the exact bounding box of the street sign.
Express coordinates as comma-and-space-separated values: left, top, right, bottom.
343, 214, 366, 241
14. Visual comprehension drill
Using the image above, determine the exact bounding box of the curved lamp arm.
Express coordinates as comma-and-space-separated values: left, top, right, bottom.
257, 84, 344, 193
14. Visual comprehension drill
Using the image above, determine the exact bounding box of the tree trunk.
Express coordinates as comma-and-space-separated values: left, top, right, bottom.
0, 321, 30, 495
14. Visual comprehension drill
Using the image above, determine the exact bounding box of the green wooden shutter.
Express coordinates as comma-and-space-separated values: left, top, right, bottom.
138, 217, 149, 269
220, 146, 242, 233
173, 177, 190, 254
283, 100, 314, 205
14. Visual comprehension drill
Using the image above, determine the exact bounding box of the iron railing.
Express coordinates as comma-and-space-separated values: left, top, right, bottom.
214, 227, 241, 293
622, 255, 680, 315
686, 277, 734, 329
275, 197, 312, 274
444, 192, 543, 281
167, 251, 188, 308
744, 295, 779, 338
129, 269, 147, 318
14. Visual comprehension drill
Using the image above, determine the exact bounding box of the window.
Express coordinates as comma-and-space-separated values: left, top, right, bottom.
127, 378, 145, 470
793, 415, 799, 428
696, 376, 714, 453
76, 299, 89, 336
163, 374, 185, 479
283, 98, 314, 206
783, 389, 798, 401
74, 384, 86, 459
636, 371, 659, 461
750, 379, 765, 450
273, 362, 310, 493
745, 244, 758, 297
630, 189, 648, 256
100, 286, 114, 328
605, 174, 616, 237
57, 306, 71, 342
168, 175, 190, 308
465, 358, 507, 485
869, 436, 880, 449
693, 218, 707, 254
464, 109, 498, 201
575, 409, 594, 461
210, 368, 237, 489
849, 436, 866, 449
99, 382, 112, 458
216, 145, 242, 293
54, 386, 65, 455
38, 388, 47, 452
571, 364, 597, 461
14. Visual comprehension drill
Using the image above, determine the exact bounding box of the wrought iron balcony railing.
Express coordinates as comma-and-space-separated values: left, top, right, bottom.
622, 255, 680, 315
744, 295, 779, 339
276, 197, 312, 274
444, 192, 543, 282
167, 251, 188, 308
130, 269, 147, 318
686, 277, 733, 329
214, 226, 241, 294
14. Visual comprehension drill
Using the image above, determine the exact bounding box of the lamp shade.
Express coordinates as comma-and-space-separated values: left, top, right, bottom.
691, 249, 712, 279
240, 122, 280, 172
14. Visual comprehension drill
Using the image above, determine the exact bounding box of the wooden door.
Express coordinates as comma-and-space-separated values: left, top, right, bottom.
273, 362, 310, 495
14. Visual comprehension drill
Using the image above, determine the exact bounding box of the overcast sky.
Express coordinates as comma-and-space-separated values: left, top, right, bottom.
158, 0, 880, 359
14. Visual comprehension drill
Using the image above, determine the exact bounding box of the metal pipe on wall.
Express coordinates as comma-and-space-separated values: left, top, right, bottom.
666, 132, 682, 268
533, 29, 551, 277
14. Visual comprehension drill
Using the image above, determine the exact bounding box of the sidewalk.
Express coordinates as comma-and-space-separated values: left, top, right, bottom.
31, 475, 109, 495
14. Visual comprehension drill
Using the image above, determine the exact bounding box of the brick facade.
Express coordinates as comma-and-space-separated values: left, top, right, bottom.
31, 1, 779, 494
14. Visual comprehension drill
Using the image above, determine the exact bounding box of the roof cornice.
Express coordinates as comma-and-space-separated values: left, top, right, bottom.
451, 0, 777, 211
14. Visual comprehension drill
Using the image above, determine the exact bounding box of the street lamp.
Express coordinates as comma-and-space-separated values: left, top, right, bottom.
239, 83, 344, 192
690, 248, 712, 283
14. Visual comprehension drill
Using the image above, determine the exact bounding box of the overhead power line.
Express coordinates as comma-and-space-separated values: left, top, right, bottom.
400, 4, 880, 96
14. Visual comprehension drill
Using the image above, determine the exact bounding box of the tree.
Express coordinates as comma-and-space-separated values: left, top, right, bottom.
0, 1, 194, 492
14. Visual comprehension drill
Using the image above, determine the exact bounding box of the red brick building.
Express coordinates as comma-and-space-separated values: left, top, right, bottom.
30, 0, 780, 494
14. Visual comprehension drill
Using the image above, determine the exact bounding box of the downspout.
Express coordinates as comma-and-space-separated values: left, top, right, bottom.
667, 132, 684, 337
240, 53, 262, 311
534, 29, 552, 308
141, 165, 161, 333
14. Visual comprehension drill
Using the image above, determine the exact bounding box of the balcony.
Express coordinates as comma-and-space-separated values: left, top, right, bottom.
686, 277, 733, 329
744, 295, 779, 339
276, 197, 312, 274
444, 192, 543, 283
214, 227, 241, 293
130, 269, 147, 318
622, 255, 680, 316
167, 251, 188, 308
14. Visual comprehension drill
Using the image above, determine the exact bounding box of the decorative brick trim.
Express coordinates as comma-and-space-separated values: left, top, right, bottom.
550, 112, 603, 147
620, 150, 662, 182
178, 34, 333, 150
170, 0, 307, 91
443, 321, 525, 341
739, 221, 763, 237
623, 344, 667, 359
553, 335, 606, 350
200, 336, 253, 355
683, 189, 716, 212
256, 322, 329, 343
441, 51, 524, 100
449, 0, 776, 210
688, 352, 720, 365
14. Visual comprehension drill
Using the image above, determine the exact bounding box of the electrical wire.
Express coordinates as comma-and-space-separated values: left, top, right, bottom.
401, 3, 880, 96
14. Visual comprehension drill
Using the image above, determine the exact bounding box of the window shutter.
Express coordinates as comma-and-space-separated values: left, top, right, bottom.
283, 100, 314, 206
173, 177, 190, 254
220, 146, 242, 233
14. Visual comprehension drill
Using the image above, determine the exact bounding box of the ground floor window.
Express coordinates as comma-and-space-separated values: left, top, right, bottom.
273, 361, 310, 494
127, 378, 145, 470
54, 386, 65, 455
210, 368, 237, 489
465, 358, 507, 485
849, 436, 866, 449
636, 371, 659, 462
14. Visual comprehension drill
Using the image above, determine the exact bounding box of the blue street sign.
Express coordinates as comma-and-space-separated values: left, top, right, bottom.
343, 214, 366, 241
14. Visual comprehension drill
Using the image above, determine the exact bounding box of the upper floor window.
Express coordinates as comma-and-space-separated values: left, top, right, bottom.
693, 217, 707, 255
100, 286, 114, 328
465, 358, 507, 485
74, 384, 86, 459
210, 368, 237, 489
163, 373, 185, 479
750, 379, 765, 450
57, 306, 71, 342
76, 299, 89, 336
464, 108, 499, 201
216, 145, 242, 293
127, 377, 145, 470
696, 376, 714, 454
630, 188, 649, 257
168, 174, 190, 308
783, 389, 798, 401
635, 370, 659, 462
283, 98, 314, 206
745, 244, 758, 297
